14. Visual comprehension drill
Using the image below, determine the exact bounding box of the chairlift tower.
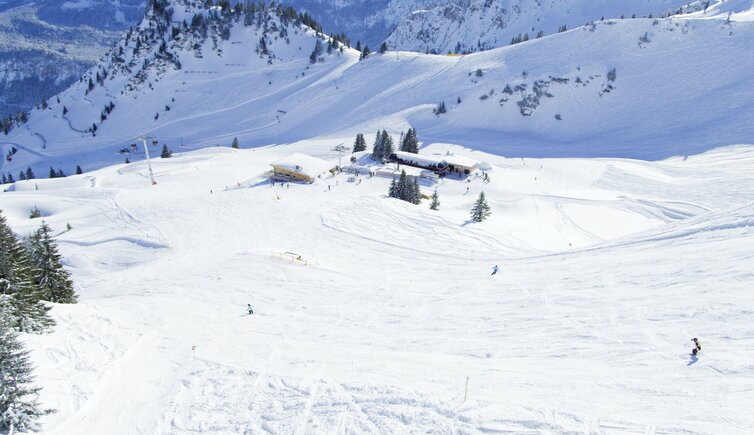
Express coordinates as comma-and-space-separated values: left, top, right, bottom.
138, 134, 157, 185
332, 143, 350, 168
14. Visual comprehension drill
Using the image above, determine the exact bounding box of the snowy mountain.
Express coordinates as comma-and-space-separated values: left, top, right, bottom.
1, 1, 753, 433
0, 0, 146, 117
2, 0, 754, 181
384, 0, 705, 54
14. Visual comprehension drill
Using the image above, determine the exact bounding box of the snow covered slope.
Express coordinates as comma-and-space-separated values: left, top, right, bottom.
1, 2, 752, 432
2, 141, 754, 433
384, 0, 697, 54
2, 0, 754, 183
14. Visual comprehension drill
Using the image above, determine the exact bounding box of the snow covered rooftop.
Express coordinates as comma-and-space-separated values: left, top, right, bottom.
392, 151, 445, 167
379, 165, 425, 177
443, 154, 480, 168
271, 153, 334, 178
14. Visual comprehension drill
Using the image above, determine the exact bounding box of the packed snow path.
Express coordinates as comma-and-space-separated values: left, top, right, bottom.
3, 143, 753, 434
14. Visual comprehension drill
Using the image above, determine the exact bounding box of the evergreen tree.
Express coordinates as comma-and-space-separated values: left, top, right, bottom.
161, 144, 172, 158
429, 188, 440, 210
25, 167, 34, 180
75, 165, 83, 175
371, 130, 384, 161
381, 130, 394, 158
396, 170, 410, 200
410, 178, 421, 204
0, 299, 50, 433
18, 171, 25, 182
470, 192, 491, 222
309, 39, 323, 64
355, 41, 361, 51
62, 106, 68, 116
353, 133, 366, 152
56, 169, 65, 178
29, 207, 41, 219
388, 171, 421, 204
27, 222, 76, 304
400, 128, 419, 153
125, 157, 130, 164
388, 178, 398, 198
379, 42, 388, 54
48, 167, 56, 179
231, 137, 239, 149
436, 101, 447, 114
359, 45, 370, 61
0, 211, 53, 333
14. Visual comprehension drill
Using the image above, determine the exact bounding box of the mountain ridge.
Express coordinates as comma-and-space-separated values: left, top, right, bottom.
1, 0, 754, 181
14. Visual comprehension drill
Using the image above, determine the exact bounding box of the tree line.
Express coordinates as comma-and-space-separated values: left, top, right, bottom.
1, 210, 77, 432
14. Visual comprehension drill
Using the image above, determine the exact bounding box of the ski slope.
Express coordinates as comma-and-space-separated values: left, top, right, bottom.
1, 1, 753, 432
2, 141, 754, 433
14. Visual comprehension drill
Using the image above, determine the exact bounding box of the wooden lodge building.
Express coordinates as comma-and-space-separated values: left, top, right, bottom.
270, 153, 336, 183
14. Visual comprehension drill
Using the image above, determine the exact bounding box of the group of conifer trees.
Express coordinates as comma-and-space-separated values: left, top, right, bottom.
1, 210, 77, 432
388, 170, 421, 204
2, 166, 82, 185
362, 128, 420, 162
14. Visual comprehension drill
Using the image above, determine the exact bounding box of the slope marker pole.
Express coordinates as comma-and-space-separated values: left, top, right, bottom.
452, 376, 469, 411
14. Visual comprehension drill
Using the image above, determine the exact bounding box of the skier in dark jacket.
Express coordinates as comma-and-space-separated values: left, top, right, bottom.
691, 338, 701, 355
491, 265, 499, 276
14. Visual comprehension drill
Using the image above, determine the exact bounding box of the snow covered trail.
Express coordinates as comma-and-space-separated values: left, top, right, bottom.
3, 143, 754, 433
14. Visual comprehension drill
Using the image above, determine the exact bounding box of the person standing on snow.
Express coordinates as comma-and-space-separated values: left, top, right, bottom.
491, 265, 499, 276
247, 304, 254, 315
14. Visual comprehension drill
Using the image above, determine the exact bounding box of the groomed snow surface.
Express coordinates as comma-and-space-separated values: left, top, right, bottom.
3, 142, 754, 434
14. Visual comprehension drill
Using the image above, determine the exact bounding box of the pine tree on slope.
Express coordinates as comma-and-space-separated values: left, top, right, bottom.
429, 188, 440, 210
410, 178, 421, 204
0, 211, 54, 333
400, 128, 419, 153
388, 178, 398, 198
27, 222, 77, 304
371, 130, 384, 161
470, 192, 491, 222
381, 130, 394, 159
0, 298, 50, 433
397, 170, 410, 201
353, 133, 366, 152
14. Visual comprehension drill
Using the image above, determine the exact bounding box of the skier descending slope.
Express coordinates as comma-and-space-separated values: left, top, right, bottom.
691, 338, 702, 356
491, 265, 499, 276
247, 304, 254, 315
